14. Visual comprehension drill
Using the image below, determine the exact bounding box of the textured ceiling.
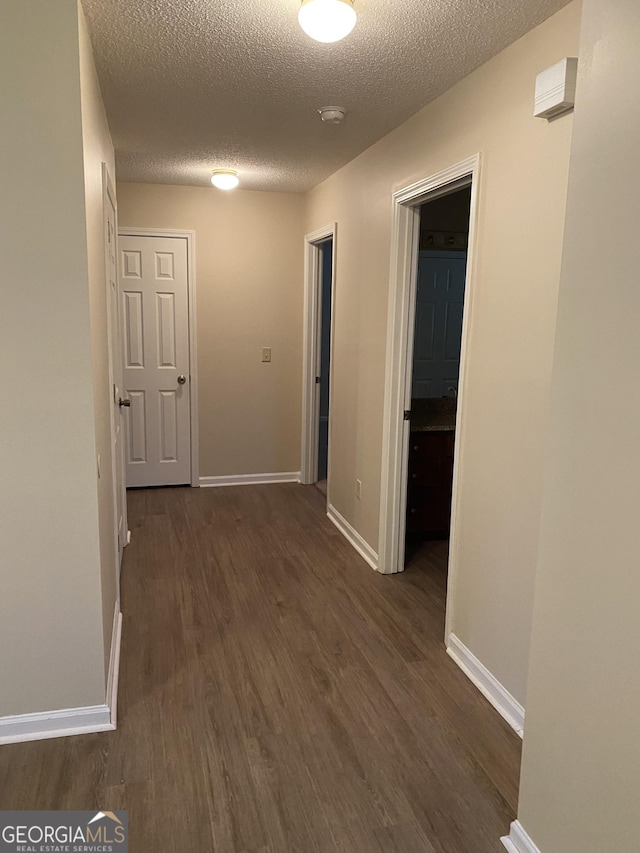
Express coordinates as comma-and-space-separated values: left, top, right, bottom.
82, 0, 570, 193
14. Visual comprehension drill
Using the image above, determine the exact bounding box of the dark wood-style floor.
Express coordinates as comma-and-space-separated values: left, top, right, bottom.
0, 484, 520, 852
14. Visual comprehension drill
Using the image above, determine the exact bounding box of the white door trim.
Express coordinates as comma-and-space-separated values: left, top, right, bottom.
300, 224, 337, 493
378, 155, 481, 643
118, 227, 199, 487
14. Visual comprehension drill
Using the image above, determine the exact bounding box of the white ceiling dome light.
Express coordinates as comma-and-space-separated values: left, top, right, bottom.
298, 0, 357, 44
318, 106, 347, 124
211, 169, 239, 190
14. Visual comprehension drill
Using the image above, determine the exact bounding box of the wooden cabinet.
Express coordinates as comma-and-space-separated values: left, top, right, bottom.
406, 430, 455, 535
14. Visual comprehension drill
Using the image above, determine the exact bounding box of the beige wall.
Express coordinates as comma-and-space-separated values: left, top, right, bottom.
516, 1, 640, 849
78, 1, 119, 676
304, 1, 581, 705
117, 184, 305, 478
0, 1, 106, 715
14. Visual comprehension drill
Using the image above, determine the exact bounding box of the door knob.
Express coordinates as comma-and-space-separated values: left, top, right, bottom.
177, 375, 187, 385
118, 397, 131, 408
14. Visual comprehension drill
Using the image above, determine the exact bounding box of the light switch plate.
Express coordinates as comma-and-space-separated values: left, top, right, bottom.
262, 347, 272, 363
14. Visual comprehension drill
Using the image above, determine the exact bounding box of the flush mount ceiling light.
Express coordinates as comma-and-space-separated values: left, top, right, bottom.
211, 169, 239, 190
318, 106, 347, 124
298, 0, 357, 43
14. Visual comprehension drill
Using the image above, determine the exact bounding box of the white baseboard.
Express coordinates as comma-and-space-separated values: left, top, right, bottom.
501, 821, 541, 853
327, 504, 379, 571
199, 472, 301, 487
0, 704, 113, 745
106, 604, 123, 727
0, 605, 123, 745
446, 633, 525, 737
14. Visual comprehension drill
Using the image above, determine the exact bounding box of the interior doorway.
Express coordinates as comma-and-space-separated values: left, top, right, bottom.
316, 238, 333, 496
301, 224, 336, 499
378, 155, 480, 646
405, 187, 471, 570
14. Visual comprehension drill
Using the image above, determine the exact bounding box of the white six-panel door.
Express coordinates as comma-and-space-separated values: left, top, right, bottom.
119, 235, 191, 487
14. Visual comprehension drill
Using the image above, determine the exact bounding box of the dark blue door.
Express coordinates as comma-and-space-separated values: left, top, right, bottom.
412, 250, 467, 398
318, 239, 332, 481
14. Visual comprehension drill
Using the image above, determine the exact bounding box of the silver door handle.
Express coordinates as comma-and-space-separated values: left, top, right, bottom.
118, 397, 131, 408
177, 375, 187, 385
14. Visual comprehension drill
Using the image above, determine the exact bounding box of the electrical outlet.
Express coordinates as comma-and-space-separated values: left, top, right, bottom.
262, 347, 272, 363
355, 479, 362, 500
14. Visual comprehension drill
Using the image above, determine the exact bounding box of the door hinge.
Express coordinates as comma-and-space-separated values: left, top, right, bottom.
404, 410, 411, 421
315, 376, 321, 384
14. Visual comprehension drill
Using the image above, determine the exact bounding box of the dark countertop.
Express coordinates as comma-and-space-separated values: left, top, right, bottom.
410, 397, 457, 432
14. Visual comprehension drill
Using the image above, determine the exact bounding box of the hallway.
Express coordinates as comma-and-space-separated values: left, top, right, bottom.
0, 484, 520, 851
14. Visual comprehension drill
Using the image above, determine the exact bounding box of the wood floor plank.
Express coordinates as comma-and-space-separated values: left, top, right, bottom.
0, 483, 520, 852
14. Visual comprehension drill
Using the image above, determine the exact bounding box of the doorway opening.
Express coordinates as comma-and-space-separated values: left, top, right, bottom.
379, 154, 480, 641
301, 224, 336, 500
316, 238, 333, 496
405, 187, 471, 574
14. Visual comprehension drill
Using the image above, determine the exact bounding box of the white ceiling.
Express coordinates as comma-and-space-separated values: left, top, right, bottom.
82, 0, 570, 193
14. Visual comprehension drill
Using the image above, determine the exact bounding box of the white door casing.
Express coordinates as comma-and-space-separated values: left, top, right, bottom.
378, 155, 480, 646
301, 224, 337, 489
103, 164, 127, 586
119, 234, 192, 487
